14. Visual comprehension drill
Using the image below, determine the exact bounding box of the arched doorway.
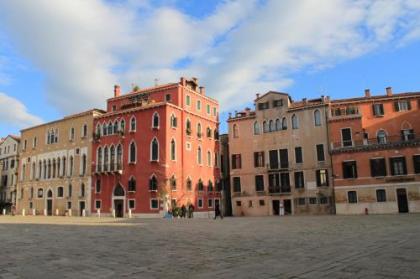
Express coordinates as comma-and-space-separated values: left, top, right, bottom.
46, 190, 53, 216
113, 184, 125, 218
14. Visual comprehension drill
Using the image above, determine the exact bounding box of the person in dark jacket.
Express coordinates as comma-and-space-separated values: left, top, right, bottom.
214, 203, 223, 220
188, 204, 194, 218
181, 205, 187, 218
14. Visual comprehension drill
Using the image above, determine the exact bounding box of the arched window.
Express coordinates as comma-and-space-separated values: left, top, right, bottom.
129, 142, 136, 163
208, 180, 214, 192
52, 159, 56, 178
81, 154, 87, 176
263, 121, 269, 133
170, 139, 176, 161
186, 119, 192, 135
107, 122, 113, 135
47, 159, 51, 179
292, 114, 299, 129
282, 117, 287, 130
186, 178, 192, 191
197, 146, 202, 165
314, 110, 321, 126
110, 146, 115, 170
214, 129, 219, 140
96, 124, 101, 136
128, 176, 136, 192
253, 121, 260, 135
207, 150, 211, 166
197, 123, 202, 138
57, 187, 64, 198
151, 138, 159, 161
113, 121, 118, 134
269, 120, 275, 132
30, 187, 34, 199
95, 179, 101, 193
130, 116, 136, 132
377, 130, 387, 144
117, 144, 122, 169
57, 158, 61, 178
233, 124, 239, 138
170, 114, 177, 128
170, 176, 176, 191
62, 156, 66, 177
152, 112, 160, 128
197, 179, 204, 191
43, 160, 47, 179
80, 183, 85, 197
113, 184, 124, 196
38, 161, 42, 179
120, 119, 125, 133
275, 119, 281, 131
97, 147, 102, 172
149, 175, 158, 191
103, 147, 109, 171
103, 122, 107, 136
82, 124, 88, 138
206, 127, 212, 138
31, 162, 36, 180
69, 156, 74, 176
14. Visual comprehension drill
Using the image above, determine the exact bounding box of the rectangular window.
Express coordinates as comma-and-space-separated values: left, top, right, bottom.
280, 173, 290, 192
372, 103, 384, 116
294, 171, 304, 189
342, 161, 358, 179
295, 147, 303, 164
272, 99, 283, 107
316, 144, 325, 162
394, 100, 411, 111
95, 200, 101, 209
269, 150, 279, 169
197, 100, 201, 111
165, 94, 171, 102
254, 151, 265, 168
320, 197, 328, 204
67, 202, 72, 210
309, 197, 317, 204
233, 177, 241, 193
279, 149, 288, 168
401, 129, 415, 141
151, 199, 159, 209
198, 198, 203, 208
347, 191, 358, 203
231, 154, 242, 169
298, 198, 306, 205
236, 200, 241, 206
129, 199, 135, 209
213, 107, 217, 116
208, 198, 213, 208
389, 157, 407, 176
248, 200, 253, 208
206, 104, 210, 114
255, 175, 264, 192
268, 174, 280, 193
413, 155, 420, 174
257, 102, 269, 110
370, 158, 387, 177
316, 169, 329, 187
259, 200, 265, 206
376, 189, 386, 202
341, 128, 352, 147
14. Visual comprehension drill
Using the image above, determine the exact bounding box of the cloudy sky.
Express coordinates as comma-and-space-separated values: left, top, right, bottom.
1, 0, 420, 135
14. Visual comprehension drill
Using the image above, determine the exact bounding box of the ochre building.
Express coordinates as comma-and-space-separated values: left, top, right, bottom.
16, 109, 104, 216
228, 92, 334, 216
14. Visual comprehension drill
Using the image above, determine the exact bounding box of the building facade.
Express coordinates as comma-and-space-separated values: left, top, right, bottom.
219, 134, 232, 216
228, 92, 334, 216
329, 88, 420, 214
16, 109, 104, 216
92, 77, 221, 217
0, 135, 20, 212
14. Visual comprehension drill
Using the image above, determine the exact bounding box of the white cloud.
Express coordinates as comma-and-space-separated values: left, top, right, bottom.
0, 92, 43, 128
1, 0, 420, 116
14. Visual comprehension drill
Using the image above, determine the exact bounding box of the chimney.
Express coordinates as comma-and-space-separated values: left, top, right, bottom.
114, 85, 121, 97
302, 98, 307, 103
364, 89, 371, 98
199, 86, 205, 95
180, 77, 186, 86
256, 93, 260, 99
386, 87, 392, 96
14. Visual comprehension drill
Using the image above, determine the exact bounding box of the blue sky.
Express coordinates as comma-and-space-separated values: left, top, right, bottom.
1, 0, 420, 136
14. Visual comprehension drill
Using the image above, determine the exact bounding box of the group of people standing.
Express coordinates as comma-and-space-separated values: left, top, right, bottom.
166, 203, 223, 220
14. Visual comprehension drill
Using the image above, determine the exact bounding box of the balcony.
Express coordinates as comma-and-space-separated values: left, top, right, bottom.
331, 134, 420, 153
268, 186, 291, 195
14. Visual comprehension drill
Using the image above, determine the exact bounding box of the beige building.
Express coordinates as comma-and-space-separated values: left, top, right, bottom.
16, 109, 104, 216
228, 91, 334, 216
0, 135, 20, 212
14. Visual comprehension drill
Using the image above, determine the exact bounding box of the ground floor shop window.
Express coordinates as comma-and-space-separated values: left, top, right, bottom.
376, 189, 386, 202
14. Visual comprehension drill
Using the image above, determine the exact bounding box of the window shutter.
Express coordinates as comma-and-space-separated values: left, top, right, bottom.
372, 104, 376, 115
325, 170, 329, 186
380, 104, 384, 115
394, 102, 399, 112
316, 170, 321, 186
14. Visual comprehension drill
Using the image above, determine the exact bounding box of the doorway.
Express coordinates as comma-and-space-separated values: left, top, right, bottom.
397, 188, 409, 213
114, 200, 124, 218
284, 199, 292, 215
79, 201, 86, 216
46, 190, 53, 216
272, 200, 280, 216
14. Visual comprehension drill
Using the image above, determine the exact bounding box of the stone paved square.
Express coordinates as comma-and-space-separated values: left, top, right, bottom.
0, 215, 419, 279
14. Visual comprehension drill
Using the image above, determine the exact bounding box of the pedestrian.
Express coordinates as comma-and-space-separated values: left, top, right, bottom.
181, 205, 187, 218
214, 203, 223, 220
188, 204, 195, 218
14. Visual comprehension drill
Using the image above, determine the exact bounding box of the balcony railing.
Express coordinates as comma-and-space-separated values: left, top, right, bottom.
331, 134, 420, 151
268, 186, 291, 194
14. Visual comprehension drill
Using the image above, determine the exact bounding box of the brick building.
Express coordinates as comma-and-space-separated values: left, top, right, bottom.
227, 92, 334, 216
92, 77, 221, 217
329, 87, 420, 214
